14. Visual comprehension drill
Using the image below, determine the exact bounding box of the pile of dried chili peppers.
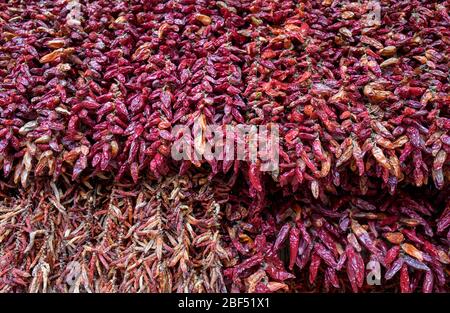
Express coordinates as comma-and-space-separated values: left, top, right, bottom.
0, 0, 448, 292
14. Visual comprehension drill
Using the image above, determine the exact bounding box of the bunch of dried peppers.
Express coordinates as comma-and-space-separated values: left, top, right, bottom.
0, 0, 448, 292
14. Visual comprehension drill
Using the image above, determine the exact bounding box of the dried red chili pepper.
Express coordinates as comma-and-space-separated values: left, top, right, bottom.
288, 226, 300, 270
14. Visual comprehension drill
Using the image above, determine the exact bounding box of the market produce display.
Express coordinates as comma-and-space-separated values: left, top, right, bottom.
0, 0, 448, 293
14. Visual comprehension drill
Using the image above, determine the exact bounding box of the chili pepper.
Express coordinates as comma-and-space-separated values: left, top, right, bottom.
385, 246, 401, 266
422, 270, 434, 293
309, 252, 321, 285
288, 226, 300, 270
265, 263, 295, 281
273, 224, 291, 252
314, 243, 337, 268
400, 264, 412, 293
346, 245, 364, 293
